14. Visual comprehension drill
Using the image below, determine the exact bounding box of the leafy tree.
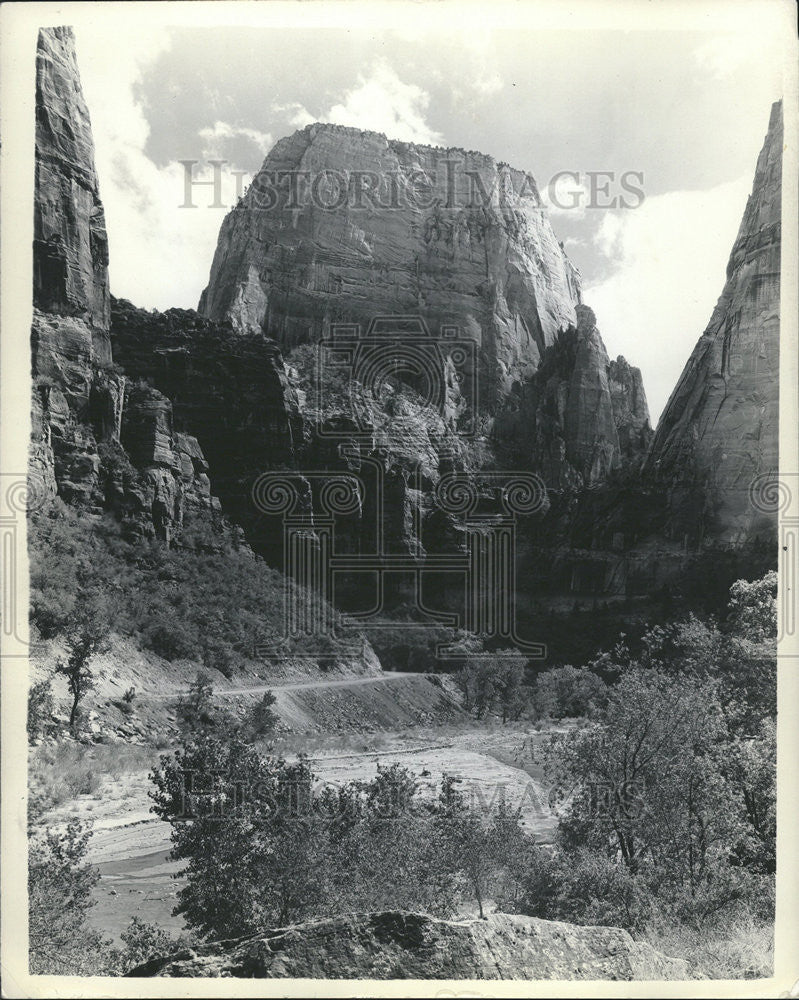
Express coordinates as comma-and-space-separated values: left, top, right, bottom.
28, 676, 54, 743
239, 690, 278, 740
433, 776, 528, 917
176, 672, 219, 735
493, 653, 531, 722
727, 571, 777, 642
150, 736, 332, 936
28, 821, 115, 974
533, 664, 606, 719
540, 667, 765, 927
455, 652, 530, 721
332, 763, 461, 918
54, 596, 110, 732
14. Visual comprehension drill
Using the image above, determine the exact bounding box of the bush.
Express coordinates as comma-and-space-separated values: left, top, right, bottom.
239, 690, 279, 740
29, 821, 116, 975
118, 917, 185, 972
28, 677, 54, 743
533, 664, 606, 719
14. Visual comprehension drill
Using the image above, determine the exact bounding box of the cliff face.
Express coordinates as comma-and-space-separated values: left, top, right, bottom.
109, 297, 301, 556
644, 102, 782, 545
129, 911, 688, 980
198, 124, 651, 491
29, 28, 225, 543
199, 123, 582, 411
34, 26, 110, 333
495, 306, 652, 488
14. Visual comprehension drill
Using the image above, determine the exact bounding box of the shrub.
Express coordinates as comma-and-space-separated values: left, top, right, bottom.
29, 821, 116, 975
533, 664, 606, 719
240, 690, 279, 740
28, 677, 54, 743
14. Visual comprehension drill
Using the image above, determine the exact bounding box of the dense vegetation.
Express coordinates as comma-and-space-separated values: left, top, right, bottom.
29, 500, 354, 676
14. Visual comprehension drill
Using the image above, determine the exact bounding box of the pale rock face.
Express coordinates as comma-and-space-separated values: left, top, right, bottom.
199, 123, 582, 409
645, 102, 782, 544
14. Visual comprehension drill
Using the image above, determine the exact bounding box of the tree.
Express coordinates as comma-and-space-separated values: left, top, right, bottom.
239, 690, 278, 740
727, 571, 777, 642
493, 653, 531, 723
455, 652, 530, 721
331, 763, 461, 918
28, 676, 54, 743
54, 598, 109, 732
541, 667, 761, 926
176, 672, 219, 735
29, 821, 115, 974
150, 735, 333, 936
533, 664, 606, 719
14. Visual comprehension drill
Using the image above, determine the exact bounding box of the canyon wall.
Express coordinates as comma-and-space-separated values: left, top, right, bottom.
30, 28, 233, 544
644, 101, 782, 546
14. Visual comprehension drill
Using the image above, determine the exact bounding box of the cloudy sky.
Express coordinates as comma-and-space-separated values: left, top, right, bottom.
68, 10, 786, 423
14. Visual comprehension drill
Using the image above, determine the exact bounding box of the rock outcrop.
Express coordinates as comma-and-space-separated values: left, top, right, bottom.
109, 297, 301, 555
644, 101, 782, 545
496, 306, 652, 487
128, 911, 688, 980
197, 124, 651, 500
608, 354, 653, 467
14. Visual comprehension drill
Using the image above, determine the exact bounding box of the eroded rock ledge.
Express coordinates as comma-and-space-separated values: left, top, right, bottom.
128, 911, 689, 980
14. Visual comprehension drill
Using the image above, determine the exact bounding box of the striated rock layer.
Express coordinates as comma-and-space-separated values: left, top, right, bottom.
128, 910, 688, 980
644, 101, 782, 545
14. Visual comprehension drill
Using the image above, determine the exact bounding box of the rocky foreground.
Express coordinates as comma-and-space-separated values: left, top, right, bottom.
128, 911, 688, 980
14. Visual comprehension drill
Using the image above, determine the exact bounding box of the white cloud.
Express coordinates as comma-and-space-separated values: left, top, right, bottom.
75, 28, 234, 311
272, 101, 316, 129
198, 120, 274, 158
321, 61, 444, 146
582, 175, 751, 425
693, 33, 774, 79
540, 173, 591, 220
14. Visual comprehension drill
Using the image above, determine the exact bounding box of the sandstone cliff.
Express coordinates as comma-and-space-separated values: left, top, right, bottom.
198, 123, 651, 491
128, 910, 688, 980
34, 26, 109, 331
496, 305, 652, 488
29, 27, 225, 543
644, 101, 782, 545
199, 123, 582, 411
